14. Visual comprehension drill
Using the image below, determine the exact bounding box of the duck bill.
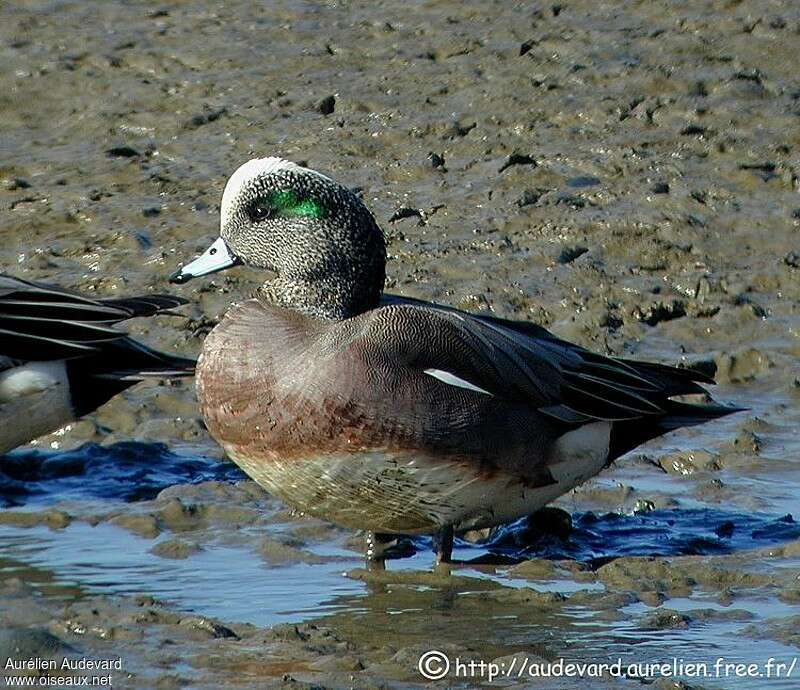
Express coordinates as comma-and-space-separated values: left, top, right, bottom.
169, 237, 240, 284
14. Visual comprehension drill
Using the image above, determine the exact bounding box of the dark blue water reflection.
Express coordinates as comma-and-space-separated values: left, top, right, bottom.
2, 442, 797, 565
0, 442, 246, 507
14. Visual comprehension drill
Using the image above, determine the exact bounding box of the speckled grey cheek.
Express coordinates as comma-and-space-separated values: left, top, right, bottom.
221, 169, 386, 320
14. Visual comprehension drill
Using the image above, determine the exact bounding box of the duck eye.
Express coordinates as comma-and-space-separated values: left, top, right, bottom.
247, 199, 273, 222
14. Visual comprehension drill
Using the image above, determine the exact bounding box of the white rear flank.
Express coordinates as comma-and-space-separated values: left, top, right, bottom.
549, 421, 611, 485
551, 421, 611, 466
0, 361, 75, 455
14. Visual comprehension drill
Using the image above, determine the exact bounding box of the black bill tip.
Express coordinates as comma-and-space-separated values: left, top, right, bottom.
168, 270, 192, 284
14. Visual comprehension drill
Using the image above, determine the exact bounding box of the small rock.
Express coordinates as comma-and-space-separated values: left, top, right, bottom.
507, 559, 557, 580
499, 152, 537, 173
6, 177, 31, 190
715, 349, 773, 383
651, 182, 670, 194
732, 429, 763, 454
257, 536, 325, 565
149, 538, 202, 560
659, 450, 720, 475
633, 499, 656, 513
388, 207, 423, 223
317, 95, 336, 115
0, 510, 71, 529
641, 609, 691, 630
185, 107, 227, 129
109, 514, 160, 539
516, 188, 544, 207
633, 300, 687, 326
680, 124, 707, 136
106, 145, 140, 158
428, 152, 446, 169
556, 245, 588, 264
448, 120, 476, 137
178, 616, 239, 639
555, 193, 586, 208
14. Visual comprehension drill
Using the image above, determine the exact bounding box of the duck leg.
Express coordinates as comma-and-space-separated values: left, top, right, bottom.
432, 525, 454, 565
364, 531, 396, 570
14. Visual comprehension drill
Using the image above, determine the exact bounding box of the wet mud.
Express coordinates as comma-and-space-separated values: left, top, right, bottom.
2, 0, 800, 688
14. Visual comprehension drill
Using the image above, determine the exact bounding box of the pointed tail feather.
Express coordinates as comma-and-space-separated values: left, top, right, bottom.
87, 339, 196, 381
96, 357, 196, 381
100, 294, 189, 317
66, 343, 196, 417
655, 400, 747, 430
608, 400, 746, 462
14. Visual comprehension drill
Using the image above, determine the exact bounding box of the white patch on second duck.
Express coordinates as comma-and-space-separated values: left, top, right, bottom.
0, 361, 66, 403
221, 157, 333, 227
550, 421, 612, 483
423, 368, 493, 396
0, 361, 74, 455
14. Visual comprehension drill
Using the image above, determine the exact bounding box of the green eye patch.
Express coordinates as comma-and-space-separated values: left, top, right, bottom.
268, 190, 326, 219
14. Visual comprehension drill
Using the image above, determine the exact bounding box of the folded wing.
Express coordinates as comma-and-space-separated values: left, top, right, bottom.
376, 294, 734, 424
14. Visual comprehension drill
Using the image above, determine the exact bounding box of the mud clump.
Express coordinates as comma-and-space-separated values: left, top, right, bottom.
149, 538, 202, 560
597, 558, 697, 596
714, 348, 774, 383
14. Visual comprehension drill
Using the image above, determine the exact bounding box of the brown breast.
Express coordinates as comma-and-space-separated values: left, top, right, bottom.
196, 298, 558, 474
197, 299, 405, 461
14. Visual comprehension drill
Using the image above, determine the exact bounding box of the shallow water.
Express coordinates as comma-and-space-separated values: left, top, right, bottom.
2, 439, 800, 688
0, 523, 360, 625
2, 479, 799, 622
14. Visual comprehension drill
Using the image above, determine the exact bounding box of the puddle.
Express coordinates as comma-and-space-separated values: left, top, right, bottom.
0, 442, 798, 690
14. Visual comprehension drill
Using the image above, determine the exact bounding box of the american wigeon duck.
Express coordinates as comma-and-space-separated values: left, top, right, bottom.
0, 275, 194, 456
170, 157, 742, 564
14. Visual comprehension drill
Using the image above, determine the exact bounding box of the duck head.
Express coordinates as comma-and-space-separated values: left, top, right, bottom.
170, 157, 386, 320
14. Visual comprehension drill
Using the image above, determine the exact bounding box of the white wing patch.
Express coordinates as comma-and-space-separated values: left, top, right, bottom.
423, 368, 493, 396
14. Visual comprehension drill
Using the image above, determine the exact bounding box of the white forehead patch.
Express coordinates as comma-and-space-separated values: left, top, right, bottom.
220, 157, 330, 228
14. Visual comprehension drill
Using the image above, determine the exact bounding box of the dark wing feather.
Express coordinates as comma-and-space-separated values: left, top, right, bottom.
101, 294, 189, 315
376, 294, 728, 423
0, 314, 124, 340
0, 299, 126, 322
0, 327, 100, 360
0, 274, 189, 363
0, 274, 101, 304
